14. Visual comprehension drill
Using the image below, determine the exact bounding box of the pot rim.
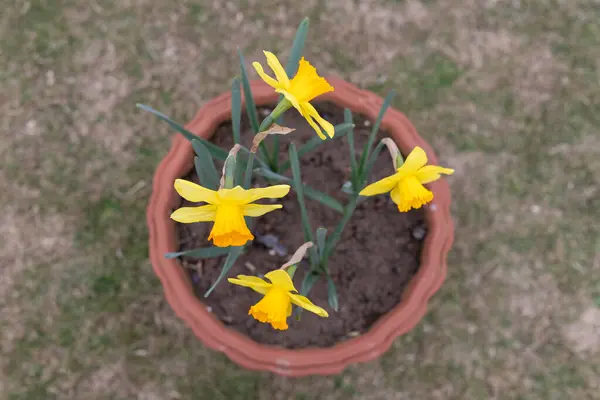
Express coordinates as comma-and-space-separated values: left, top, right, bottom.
147, 77, 454, 376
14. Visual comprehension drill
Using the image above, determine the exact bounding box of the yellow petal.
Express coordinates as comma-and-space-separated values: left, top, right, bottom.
414, 165, 455, 184
359, 173, 401, 196
174, 179, 219, 204
288, 57, 334, 103
264, 51, 290, 88
249, 287, 291, 330
170, 204, 217, 223
228, 275, 272, 295
244, 185, 290, 203
252, 61, 280, 89
298, 103, 326, 140
398, 146, 428, 175
264, 270, 297, 293
277, 89, 302, 114
208, 204, 254, 247
390, 176, 434, 212
241, 204, 283, 217
303, 102, 335, 139
288, 293, 329, 317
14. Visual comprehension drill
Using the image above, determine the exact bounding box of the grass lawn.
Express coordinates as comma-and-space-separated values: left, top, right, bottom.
1, 0, 599, 399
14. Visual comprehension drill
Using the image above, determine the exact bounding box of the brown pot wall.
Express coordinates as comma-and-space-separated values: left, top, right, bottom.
146, 78, 454, 377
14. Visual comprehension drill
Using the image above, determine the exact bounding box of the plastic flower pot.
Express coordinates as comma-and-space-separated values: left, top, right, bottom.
147, 78, 454, 377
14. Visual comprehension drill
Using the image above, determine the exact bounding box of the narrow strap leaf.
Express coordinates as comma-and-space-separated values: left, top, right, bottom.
285, 17, 309, 77
316, 228, 327, 261
253, 167, 344, 214
136, 103, 227, 160
237, 50, 260, 134
295, 269, 321, 320
326, 274, 339, 312
204, 246, 244, 297
344, 109, 358, 180
164, 246, 231, 259
289, 143, 316, 269
192, 139, 220, 190
279, 122, 354, 172
231, 77, 242, 145
358, 90, 396, 175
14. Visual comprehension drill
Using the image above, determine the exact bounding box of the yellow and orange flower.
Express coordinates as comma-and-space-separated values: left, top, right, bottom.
170, 179, 290, 247
228, 269, 328, 330
253, 51, 334, 139
360, 146, 454, 212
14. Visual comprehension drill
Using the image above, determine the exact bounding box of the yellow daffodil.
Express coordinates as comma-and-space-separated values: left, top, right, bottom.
228, 269, 328, 330
360, 146, 454, 212
253, 51, 334, 140
170, 179, 290, 247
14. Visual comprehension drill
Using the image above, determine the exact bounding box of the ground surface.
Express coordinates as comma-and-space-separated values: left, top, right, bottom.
1, 0, 599, 399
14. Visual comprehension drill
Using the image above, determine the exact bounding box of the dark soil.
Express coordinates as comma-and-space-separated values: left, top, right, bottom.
176, 102, 426, 349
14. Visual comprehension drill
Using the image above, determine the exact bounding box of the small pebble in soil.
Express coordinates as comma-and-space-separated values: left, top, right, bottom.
411, 225, 427, 240
206, 306, 212, 313
244, 261, 256, 273
260, 108, 272, 117
254, 233, 288, 256
191, 272, 201, 284
347, 331, 361, 337
221, 315, 233, 324
364, 120, 372, 127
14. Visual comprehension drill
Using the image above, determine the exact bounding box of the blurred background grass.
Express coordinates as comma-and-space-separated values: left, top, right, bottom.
1, 0, 599, 399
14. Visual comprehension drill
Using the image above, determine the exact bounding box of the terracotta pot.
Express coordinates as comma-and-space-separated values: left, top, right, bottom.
147, 78, 454, 377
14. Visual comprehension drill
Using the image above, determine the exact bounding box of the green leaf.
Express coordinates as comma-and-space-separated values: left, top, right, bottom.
136, 104, 227, 160
191, 139, 220, 190
237, 50, 260, 134
344, 108, 358, 179
324, 195, 359, 259
358, 90, 396, 175
253, 168, 344, 213
204, 246, 243, 297
285, 17, 309, 77
231, 77, 242, 145
279, 122, 354, 172
164, 246, 231, 259
326, 274, 339, 312
243, 152, 255, 189
316, 228, 327, 261
295, 269, 321, 320
286, 264, 298, 279
303, 187, 344, 214
289, 143, 315, 252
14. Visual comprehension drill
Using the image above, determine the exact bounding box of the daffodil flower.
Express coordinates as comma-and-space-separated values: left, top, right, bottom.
360, 146, 454, 212
253, 51, 335, 140
228, 269, 328, 330
170, 179, 290, 247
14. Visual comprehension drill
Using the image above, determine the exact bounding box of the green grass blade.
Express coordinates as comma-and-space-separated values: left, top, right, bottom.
238, 49, 260, 134
358, 90, 396, 174
279, 122, 354, 172
316, 227, 327, 261
231, 77, 242, 145
165, 246, 231, 259
289, 143, 315, 247
254, 168, 344, 213
204, 246, 243, 297
136, 104, 227, 160
326, 274, 339, 312
191, 139, 220, 190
